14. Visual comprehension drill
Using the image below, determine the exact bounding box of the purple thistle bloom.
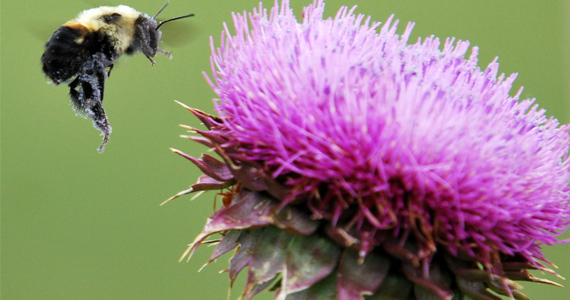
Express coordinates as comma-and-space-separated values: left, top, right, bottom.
171, 0, 570, 298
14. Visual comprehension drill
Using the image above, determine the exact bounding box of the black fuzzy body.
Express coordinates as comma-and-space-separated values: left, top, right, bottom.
41, 26, 118, 85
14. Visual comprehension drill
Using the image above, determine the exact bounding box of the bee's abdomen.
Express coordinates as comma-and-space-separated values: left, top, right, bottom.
41, 26, 90, 85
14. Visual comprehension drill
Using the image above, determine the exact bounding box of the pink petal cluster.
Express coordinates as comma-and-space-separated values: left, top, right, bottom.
206, 0, 570, 267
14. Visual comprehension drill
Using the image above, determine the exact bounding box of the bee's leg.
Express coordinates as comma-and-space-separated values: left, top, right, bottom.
90, 55, 112, 152
68, 76, 85, 115
107, 63, 114, 77
67, 54, 113, 153
157, 48, 172, 59
145, 55, 156, 66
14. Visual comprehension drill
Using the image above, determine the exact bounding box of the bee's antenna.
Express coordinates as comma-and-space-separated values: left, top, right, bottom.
153, 1, 170, 20
156, 14, 195, 30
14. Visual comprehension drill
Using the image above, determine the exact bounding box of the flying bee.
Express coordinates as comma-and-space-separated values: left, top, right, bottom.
41, 2, 194, 152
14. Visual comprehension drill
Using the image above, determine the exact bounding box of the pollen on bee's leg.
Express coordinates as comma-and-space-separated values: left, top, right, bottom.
97, 129, 111, 153
88, 107, 112, 153
158, 49, 173, 59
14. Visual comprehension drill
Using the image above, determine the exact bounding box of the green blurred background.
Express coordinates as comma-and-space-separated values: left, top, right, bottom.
2, 0, 569, 299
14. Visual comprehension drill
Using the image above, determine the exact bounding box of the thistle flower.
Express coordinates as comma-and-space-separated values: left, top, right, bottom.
169, 1, 570, 299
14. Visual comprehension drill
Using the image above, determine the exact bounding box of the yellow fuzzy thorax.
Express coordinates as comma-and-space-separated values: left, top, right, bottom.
66, 5, 140, 54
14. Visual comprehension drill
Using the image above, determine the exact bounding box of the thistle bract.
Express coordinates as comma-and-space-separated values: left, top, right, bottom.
170, 1, 570, 299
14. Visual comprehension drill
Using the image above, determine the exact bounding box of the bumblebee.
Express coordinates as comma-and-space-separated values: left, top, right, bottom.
41, 2, 193, 152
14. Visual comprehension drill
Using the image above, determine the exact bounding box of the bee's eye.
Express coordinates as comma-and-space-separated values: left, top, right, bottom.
103, 13, 122, 23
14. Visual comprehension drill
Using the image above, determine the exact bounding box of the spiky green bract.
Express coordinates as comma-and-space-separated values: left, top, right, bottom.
171, 0, 570, 299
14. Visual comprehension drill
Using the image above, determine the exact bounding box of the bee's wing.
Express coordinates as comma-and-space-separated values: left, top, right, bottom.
158, 20, 200, 48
